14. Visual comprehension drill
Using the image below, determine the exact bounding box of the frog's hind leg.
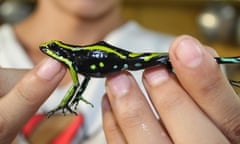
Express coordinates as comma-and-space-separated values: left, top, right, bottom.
71, 76, 94, 110
47, 84, 78, 117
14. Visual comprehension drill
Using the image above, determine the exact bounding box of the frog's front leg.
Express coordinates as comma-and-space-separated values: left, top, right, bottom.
47, 62, 80, 117
71, 76, 94, 110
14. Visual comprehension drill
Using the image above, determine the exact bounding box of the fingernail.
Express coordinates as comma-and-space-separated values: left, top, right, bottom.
176, 37, 203, 68
144, 67, 169, 86
37, 58, 63, 80
107, 73, 131, 97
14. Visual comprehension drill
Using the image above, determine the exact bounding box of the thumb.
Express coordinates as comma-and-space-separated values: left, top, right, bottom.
0, 58, 66, 143
0, 68, 28, 96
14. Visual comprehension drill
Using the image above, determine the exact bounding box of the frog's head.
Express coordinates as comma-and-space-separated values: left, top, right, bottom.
39, 40, 72, 62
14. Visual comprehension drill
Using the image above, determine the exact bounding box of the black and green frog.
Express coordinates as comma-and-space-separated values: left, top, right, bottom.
39, 40, 240, 117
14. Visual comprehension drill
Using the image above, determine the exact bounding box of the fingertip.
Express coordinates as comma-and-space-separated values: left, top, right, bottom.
143, 66, 170, 87
15, 58, 66, 104
0, 59, 65, 143
170, 35, 204, 68
169, 35, 198, 53
106, 72, 132, 98
0, 58, 66, 128
36, 58, 66, 81
205, 46, 219, 57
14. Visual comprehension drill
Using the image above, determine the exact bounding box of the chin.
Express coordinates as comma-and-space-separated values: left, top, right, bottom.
68, 0, 103, 12
54, 0, 118, 20
73, 5, 116, 20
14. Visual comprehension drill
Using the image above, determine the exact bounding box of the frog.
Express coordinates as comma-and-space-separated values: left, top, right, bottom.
39, 40, 240, 117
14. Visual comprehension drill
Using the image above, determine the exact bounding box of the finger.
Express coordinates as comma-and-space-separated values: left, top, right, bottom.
169, 35, 240, 142
106, 72, 172, 144
143, 66, 229, 143
102, 94, 127, 144
0, 68, 28, 96
0, 58, 66, 143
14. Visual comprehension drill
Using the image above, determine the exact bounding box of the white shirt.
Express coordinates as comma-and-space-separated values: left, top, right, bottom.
0, 21, 173, 144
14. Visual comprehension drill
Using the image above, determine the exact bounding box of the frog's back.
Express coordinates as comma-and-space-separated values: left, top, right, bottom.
72, 47, 129, 77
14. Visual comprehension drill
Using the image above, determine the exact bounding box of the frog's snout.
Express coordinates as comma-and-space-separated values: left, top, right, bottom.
39, 45, 48, 54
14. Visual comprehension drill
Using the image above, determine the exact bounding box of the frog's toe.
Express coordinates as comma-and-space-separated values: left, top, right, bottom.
47, 105, 78, 117
47, 109, 59, 118
70, 100, 79, 110
71, 97, 94, 108
66, 105, 78, 115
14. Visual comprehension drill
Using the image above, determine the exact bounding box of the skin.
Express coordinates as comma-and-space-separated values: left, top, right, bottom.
0, 58, 66, 144
103, 35, 240, 144
0, 68, 27, 96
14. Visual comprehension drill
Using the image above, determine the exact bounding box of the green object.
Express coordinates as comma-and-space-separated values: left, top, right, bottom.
39, 40, 240, 117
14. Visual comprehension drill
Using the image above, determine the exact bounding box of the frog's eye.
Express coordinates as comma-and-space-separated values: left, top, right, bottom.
49, 42, 57, 48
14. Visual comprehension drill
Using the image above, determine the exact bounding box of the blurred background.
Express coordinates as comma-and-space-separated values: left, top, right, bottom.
0, 0, 239, 91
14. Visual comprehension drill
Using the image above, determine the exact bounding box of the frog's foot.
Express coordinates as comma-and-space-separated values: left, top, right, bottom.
71, 100, 80, 110
47, 105, 78, 118
71, 97, 94, 110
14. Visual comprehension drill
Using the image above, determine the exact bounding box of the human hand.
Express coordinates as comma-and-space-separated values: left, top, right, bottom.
102, 35, 240, 144
0, 58, 66, 143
